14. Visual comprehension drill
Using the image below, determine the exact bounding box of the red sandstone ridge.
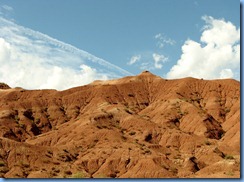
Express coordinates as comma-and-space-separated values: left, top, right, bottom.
0, 72, 240, 178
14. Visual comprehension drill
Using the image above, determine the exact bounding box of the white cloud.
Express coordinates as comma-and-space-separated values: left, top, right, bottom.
0, 38, 11, 61
0, 17, 132, 90
139, 62, 152, 70
152, 53, 168, 69
128, 52, 168, 70
2, 5, 13, 12
127, 33, 174, 70
167, 16, 240, 80
0, 5, 14, 20
154, 33, 175, 48
127, 55, 141, 65
220, 69, 233, 79
155, 33, 162, 39
0, 37, 106, 90
201, 16, 240, 47
158, 43, 164, 49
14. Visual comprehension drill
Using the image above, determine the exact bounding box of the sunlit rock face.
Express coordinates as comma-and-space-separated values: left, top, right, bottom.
0, 72, 240, 178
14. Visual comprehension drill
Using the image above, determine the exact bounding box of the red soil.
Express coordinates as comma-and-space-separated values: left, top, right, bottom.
0, 71, 240, 178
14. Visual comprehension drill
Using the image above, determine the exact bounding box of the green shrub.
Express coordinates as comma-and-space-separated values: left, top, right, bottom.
96, 173, 107, 178
205, 140, 211, 145
71, 172, 86, 178
14, 115, 20, 122
128, 93, 134, 97
129, 131, 136, 135
0, 161, 5, 166
225, 171, 234, 176
225, 155, 234, 160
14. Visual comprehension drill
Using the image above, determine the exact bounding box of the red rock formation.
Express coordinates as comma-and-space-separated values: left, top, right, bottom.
0, 72, 240, 178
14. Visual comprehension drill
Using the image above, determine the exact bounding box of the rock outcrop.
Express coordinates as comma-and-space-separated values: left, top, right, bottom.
0, 83, 10, 89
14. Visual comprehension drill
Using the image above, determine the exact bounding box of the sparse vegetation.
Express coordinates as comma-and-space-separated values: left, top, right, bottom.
224, 155, 234, 160
18, 123, 25, 128
64, 170, 72, 175
169, 167, 178, 174
71, 172, 86, 178
0, 161, 5, 167
205, 140, 211, 145
19, 161, 30, 168
42, 159, 51, 164
144, 149, 151, 154
173, 155, 181, 159
14, 115, 20, 122
124, 108, 133, 114
129, 131, 136, 135
53, 161, 60, 165
224, 108, 231, 113
88, 142, 96, 149
121, 135, 127, 141
128, 93, 135, 97
0, 167, 9, 173
225, 171, 234, 176
47, 150, 53, 155
96, 173, 108, 178
35, 117, 40, 123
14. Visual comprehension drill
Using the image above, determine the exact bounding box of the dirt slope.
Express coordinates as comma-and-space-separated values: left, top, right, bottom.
0, 71, 240, 178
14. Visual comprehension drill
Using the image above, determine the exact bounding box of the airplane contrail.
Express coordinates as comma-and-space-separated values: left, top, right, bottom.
0, 17, 133, 77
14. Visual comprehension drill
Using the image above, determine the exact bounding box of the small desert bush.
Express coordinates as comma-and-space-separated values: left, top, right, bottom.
124, 108, 132, 114
0, 161, 5, 166
225, 171, 234, 176
129, 131, 136, 135
224, 155, 234, 160
225, 108, 231, 113
128, 93, 134, 97
96, 173, 108, 178
169, 167, 178, 174
204, 140, 211, 145
144, 149, 151, 154
14, 115, 20, 122
165, 152, 171, 156
71, 172, 86, 178
19, 161, 30, 167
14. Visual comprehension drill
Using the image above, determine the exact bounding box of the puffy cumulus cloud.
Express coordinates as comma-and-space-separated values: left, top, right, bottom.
167, 16, 240, 80
0, 38, 11, 61
201, 16, 240, 47
219, 69, 234, 79
39, 65, 105, 90
0, 37, 107, 90
152, 53, 168, 69
0, 17, 131, 90
127, 55, 141, 65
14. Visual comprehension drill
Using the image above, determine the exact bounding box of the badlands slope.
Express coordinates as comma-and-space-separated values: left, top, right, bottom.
0, 71, 240, 178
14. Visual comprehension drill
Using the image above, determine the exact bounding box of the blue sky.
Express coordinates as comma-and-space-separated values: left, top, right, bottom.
0, 0, 241, 90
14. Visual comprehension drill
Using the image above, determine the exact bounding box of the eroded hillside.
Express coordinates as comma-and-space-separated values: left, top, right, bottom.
0, 71, 240, 178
